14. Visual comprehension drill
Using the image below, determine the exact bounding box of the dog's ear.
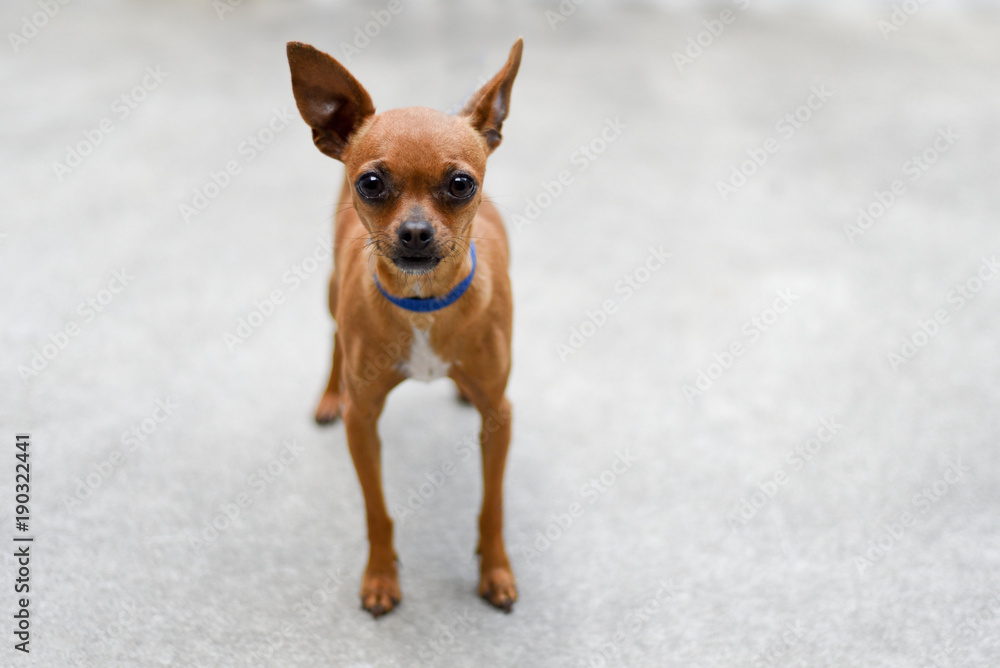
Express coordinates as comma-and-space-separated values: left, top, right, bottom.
287, 42, 375, 161
460, 38, 523, 154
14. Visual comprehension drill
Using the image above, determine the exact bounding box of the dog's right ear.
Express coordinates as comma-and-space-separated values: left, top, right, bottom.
287, 42, 375, 161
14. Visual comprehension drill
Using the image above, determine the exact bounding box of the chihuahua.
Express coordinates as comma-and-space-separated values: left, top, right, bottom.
287, 39, 523, 617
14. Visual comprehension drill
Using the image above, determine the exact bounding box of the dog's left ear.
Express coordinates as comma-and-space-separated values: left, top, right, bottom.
461, 38, 523, 154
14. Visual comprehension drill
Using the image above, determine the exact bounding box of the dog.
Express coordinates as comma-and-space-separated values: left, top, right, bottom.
286, 38, 523, 617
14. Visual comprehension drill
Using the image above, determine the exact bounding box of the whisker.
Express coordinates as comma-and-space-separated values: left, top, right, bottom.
481, 196, 518, 216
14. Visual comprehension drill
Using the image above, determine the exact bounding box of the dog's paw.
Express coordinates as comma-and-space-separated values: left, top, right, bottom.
360, 570, 401, 618
314, 392, 342, 425
479, 566, 517, 613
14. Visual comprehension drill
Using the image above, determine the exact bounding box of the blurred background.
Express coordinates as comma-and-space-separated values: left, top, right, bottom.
2, 0, 1000, 666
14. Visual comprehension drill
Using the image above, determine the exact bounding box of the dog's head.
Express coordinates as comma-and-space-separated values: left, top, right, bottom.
287, 39, 522, 277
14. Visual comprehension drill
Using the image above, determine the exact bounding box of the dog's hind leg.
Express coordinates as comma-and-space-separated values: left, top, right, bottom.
315, 274, 343, 424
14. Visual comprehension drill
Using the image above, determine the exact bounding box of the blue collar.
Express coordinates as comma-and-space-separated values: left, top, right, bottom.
374, 242, 476, 313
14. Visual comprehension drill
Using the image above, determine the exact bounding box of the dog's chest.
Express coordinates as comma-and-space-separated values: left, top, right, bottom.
399, 325, 450, 382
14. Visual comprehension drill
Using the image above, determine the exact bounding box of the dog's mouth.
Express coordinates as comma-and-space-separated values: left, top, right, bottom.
391, 255, 442, 275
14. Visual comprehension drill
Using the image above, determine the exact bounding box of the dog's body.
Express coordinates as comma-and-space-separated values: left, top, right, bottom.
287, 40, 522, 617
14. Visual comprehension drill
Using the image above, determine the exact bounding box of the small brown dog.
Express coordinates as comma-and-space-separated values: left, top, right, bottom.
287, 39, 522, 617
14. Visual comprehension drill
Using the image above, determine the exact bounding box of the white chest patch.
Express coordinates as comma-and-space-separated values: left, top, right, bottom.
399, 326, 450, 382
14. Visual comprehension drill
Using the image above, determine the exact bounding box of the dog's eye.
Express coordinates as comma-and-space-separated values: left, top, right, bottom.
356, 173, 385, 200
448, 174, 476, 199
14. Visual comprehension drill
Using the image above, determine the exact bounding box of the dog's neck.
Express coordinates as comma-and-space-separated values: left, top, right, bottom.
371, 241, 475, 302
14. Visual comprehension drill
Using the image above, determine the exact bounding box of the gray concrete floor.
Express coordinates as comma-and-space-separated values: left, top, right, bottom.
3, 1, 1000, 666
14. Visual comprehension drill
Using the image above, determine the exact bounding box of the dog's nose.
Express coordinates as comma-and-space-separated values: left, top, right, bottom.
397, 220, 435, 251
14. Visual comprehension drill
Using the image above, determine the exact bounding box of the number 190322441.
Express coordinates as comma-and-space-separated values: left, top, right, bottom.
15, 434, 30, 530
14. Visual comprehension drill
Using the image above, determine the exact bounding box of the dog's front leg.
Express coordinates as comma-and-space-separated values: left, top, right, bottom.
476, 395, 517, 611
343, 395, 400, 617
451, 362, 518, 611
453, 372, 518, 612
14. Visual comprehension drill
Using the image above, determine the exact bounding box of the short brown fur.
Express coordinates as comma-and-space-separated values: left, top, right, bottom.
287, 39, 523, 617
